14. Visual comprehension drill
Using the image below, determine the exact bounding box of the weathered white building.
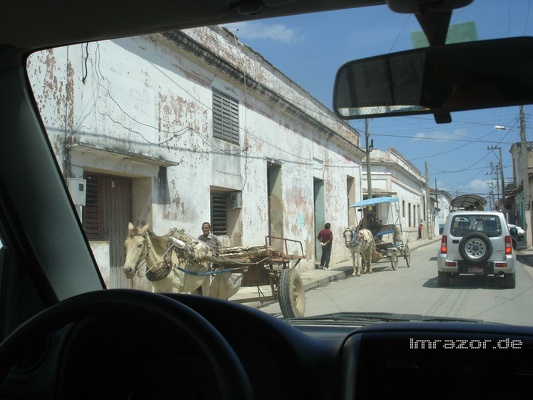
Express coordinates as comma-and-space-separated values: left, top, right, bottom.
362, 147, 427, 243
27, 26, 367, 288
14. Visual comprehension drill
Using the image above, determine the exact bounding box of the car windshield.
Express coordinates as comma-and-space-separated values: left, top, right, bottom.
22, 0, 533, 327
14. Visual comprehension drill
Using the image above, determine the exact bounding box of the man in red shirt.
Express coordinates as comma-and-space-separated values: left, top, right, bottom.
317, 223, 333, 270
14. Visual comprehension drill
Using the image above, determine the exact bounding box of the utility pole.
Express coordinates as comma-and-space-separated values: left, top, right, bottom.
520, 105, 531, 247
365, 118, 372, 200
488, 182, 494, 210
491, 162, 500, 206
434, 177, 438, 210
487, 146, 505, 211
435, 177, 439, 234
499, 146, 505, 212
425, 161, 432, 239
485, 168, 497, 210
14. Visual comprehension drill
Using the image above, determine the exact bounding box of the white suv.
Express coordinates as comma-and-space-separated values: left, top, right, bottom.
437, 211, 516, 288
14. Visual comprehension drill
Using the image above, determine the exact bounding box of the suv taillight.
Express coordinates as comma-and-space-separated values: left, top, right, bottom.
505, 236, 513, 255
440, 235, 447, 254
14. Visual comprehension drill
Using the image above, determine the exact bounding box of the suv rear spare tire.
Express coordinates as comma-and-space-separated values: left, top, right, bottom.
458, 232, 493, 265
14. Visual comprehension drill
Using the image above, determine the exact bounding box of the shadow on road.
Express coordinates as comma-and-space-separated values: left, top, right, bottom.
424, 275, 510, 290
364, 263, 410, 274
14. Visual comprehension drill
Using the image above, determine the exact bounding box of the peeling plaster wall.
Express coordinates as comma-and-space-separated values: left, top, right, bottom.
27, 28, 365, 276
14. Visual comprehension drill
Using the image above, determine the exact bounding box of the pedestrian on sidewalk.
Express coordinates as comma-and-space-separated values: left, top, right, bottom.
418, 223, 423, 240
317, 222, 333, 270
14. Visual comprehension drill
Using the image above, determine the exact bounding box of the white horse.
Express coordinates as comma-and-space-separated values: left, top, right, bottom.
122, 223, 242, 299
343, 228, 362, 276
357, 228, 376, 274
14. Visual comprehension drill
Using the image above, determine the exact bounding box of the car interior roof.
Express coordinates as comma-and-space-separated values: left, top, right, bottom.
1, 0, 386, 51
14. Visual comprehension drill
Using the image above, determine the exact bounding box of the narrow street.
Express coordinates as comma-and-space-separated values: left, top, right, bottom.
251, 241, 533, 326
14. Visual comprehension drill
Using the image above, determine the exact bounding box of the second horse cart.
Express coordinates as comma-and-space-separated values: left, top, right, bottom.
350, 197, 411, 270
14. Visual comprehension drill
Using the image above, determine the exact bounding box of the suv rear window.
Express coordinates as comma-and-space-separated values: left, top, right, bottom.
450, 215, 501, 238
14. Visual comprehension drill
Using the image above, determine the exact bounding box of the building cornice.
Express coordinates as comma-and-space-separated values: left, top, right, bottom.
158, 29, 364, 158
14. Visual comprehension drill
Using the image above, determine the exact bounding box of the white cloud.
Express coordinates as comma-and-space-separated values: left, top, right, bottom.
463, 179, 491, 193
411, 128, 467, 142
439, 179, 491, 195
224, 22, 302, 45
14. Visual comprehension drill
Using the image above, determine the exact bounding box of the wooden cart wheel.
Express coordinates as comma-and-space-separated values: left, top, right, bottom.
404, 244, 411, 267
278, 268, 305, 318
390, 253, 398, 270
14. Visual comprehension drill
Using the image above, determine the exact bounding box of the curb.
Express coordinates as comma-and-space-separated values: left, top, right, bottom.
301, 268, 350, 291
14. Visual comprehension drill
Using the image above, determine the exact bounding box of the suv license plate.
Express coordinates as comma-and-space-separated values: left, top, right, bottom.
467, 266, 484, 275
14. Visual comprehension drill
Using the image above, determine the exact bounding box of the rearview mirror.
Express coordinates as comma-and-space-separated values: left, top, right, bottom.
333, 37, 533, 122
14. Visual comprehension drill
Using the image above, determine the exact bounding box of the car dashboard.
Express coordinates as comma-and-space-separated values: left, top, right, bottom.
1, 291, 532, 400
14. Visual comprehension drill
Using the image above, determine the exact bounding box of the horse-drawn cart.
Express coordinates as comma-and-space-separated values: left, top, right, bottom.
374, 224, 411, 270
351, 197, 411, 270
123, 224, 306, 318
214, 236, 306, 318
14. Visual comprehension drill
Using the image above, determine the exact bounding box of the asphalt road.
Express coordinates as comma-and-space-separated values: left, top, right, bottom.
252, 241, 533, 326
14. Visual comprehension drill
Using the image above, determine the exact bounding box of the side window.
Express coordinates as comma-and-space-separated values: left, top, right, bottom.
212, 89, 240, 145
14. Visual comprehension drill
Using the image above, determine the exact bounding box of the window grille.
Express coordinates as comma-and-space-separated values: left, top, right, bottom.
212, 89, 239, 145
211, 192, 228, 235
83, 175, 102, 240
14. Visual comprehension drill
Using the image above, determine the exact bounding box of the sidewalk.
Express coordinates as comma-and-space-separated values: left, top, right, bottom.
232, 237, 442, 303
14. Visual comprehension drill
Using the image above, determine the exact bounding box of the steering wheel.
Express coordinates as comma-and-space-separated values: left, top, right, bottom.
0, 289, 254, 399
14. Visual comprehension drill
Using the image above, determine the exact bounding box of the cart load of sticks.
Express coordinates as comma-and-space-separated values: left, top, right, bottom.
216, 245, 284, 264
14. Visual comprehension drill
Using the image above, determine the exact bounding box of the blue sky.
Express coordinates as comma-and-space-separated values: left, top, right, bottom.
226, 1, 533, 204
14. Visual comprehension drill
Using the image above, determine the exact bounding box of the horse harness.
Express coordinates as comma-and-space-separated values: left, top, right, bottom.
357, 229, 375, 253
344, 228, 360, 247
131, 231, 247, 281
142, 233, 217, 281
129, 233, 148, 278
130, 233, 174, 282
148, 236, 187, 282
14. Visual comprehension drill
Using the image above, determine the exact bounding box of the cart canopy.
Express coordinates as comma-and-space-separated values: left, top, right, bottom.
450, 194, 487, 209
350, 197, 399, 208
